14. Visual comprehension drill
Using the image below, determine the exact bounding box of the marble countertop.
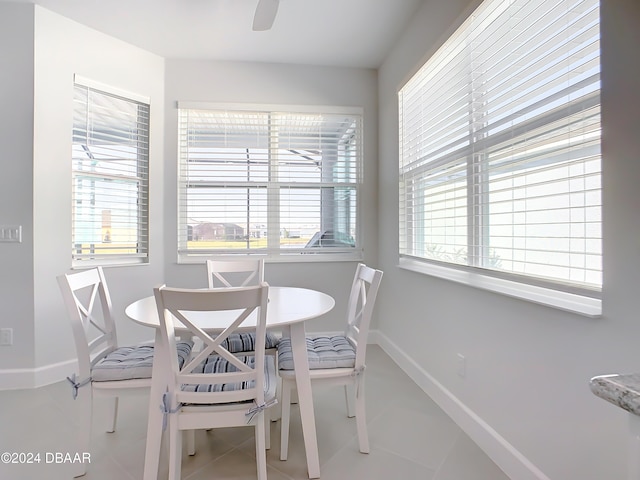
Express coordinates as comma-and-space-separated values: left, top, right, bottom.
590, 373, 640, 416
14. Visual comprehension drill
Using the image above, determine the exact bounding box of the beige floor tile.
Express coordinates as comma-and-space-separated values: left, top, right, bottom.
434, 432, 511, 480
0, 345, 508, 480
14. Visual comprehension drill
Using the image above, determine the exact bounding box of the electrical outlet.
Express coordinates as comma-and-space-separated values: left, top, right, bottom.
457, 353, 466, 378
0, 328, 13, 346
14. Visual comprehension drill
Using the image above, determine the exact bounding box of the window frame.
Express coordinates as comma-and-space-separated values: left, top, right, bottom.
397, 0, 602, 316
71, 75, 150, 267
176, 102, 364, 264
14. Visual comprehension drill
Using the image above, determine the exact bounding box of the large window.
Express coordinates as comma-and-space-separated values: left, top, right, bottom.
178, 104, 362, 261
72, 77, 150, 266
399, 0, 601, 299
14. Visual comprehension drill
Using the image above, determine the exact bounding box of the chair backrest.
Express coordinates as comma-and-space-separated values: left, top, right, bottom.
57, 267, 118, 381
206, 258, 265, 288
154, 283, 270, 406
344, 263, 383, 369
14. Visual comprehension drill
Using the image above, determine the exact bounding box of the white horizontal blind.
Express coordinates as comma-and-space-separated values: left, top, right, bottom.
399, 0, 601, 293
72, 82, 150, 265
178, 106, 361, 258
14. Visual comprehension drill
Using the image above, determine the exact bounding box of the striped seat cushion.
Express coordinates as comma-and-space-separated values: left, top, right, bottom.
220, 332, 280, 353
91, 341, 193, 382
277, 336, 356, 370
182, 355, 277, 399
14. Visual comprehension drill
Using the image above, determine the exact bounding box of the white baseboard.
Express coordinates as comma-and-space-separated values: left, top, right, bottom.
369, 330, 551, 480
0, 358, 76, 390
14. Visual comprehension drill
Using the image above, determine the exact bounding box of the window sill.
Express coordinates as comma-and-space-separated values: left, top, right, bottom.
178, 251, 364, 264
72, 257, 149, 269
398, 257, 602, 318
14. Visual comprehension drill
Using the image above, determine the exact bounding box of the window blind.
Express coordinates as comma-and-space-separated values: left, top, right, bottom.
72, 81, 150, 265
178, 105, 362, 260
399, 0, 601, 293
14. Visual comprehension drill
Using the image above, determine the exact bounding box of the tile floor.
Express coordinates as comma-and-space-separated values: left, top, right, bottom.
0, 345, 510, 480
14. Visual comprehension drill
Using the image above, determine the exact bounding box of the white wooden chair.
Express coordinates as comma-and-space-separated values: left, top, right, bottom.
206, 258, 264, 289
206, 258, 280, 354
277, 263, 383, 460
57, 267, 193, 477
152, 283, 277, 480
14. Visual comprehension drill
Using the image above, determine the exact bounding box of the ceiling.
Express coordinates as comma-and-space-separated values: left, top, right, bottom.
13, 0, 425, 68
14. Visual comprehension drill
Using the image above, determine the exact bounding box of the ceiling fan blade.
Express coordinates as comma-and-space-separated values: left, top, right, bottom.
253, 0, 279, 31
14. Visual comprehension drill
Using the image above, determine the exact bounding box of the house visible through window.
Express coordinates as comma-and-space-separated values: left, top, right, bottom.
177, 104, 362, 261
72, 77, 150, 266
399, 0, 601, 296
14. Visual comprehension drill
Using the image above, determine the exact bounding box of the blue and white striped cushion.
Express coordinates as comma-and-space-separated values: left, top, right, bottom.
91, 341, 193, 382
220, 332, 280, 353
182, 355, 277, 399
277, 336, 356, 370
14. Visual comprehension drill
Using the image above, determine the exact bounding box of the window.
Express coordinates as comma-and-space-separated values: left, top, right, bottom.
399, 0, 601, 300
72, 77, 150, 266
177, 104, 362, 261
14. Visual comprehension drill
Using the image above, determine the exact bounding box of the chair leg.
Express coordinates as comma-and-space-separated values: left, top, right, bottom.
106, 396, 119, 433
354, 376, 369, 454
168, 419, 182, 480
186, 430, 196, 456
345, 384, 355, 418
255, 413, 268, 480
271, 375, 282, 421
279, 379, 292, 461
265, 408, 271, 450
73, 387, 93, 477
144, 396, 165, 480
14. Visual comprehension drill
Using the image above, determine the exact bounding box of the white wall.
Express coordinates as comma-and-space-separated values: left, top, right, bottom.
162, 59, 379, 332
32, 6, 167, 376
0, 6, 379, 386
0, 4, 166, 388
0, 3, 36, 372
377, 0, 640, 479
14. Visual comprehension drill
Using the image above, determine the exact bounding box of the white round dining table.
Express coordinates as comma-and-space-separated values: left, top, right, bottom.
126, 286, 334, 480
126, 286, 335, 332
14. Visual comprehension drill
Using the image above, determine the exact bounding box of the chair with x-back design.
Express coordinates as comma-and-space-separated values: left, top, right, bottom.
151, 283, 276, 480
206, 258, 280, 354
57, 267, 192, 477
277, 263, 383, 460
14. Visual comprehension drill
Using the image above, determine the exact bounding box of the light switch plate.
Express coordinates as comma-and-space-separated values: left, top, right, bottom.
0, 225, 22, 243
0, 328, 13, 346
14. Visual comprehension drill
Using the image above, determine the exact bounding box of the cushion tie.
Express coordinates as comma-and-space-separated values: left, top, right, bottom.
66, 373, 91, 400
245, 398, 278, 424
352, 365, 366, 398
161, 392, 182, 431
